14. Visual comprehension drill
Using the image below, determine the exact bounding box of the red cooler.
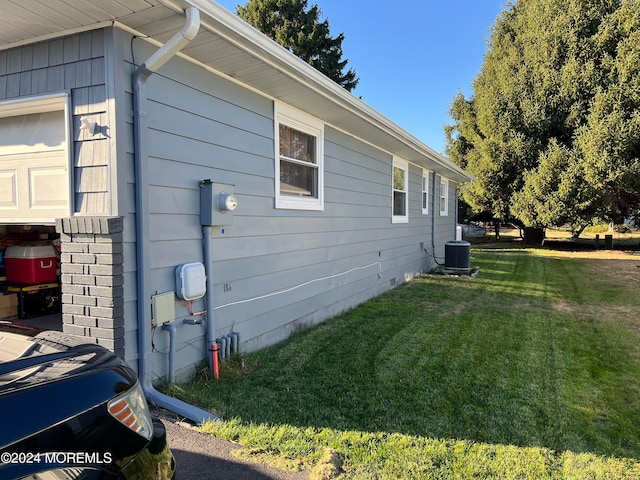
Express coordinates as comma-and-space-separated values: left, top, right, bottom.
5, 245, 58, 284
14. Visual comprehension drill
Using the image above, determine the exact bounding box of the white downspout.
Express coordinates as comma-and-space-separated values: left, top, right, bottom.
133, 7, 217, 424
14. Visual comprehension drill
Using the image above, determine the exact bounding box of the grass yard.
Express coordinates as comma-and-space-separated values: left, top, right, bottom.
166, 246, 640, 479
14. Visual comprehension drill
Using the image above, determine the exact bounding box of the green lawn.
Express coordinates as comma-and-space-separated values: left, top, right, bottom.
166, 247, 640, 478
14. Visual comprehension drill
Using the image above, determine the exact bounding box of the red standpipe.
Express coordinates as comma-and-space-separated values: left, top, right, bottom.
212, 342, 220, 380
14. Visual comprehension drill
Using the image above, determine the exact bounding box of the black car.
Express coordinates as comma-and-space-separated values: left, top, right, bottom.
0, 322, 175, 480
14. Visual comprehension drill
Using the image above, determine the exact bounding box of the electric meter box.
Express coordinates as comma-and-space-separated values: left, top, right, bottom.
200, 180, 236, 226
175, 262, 206, 301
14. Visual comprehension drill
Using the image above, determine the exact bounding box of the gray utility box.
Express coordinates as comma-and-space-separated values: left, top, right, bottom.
200, 180, 236, 226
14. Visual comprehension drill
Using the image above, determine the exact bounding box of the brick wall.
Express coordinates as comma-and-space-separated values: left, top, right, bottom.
55, 216, 125, 357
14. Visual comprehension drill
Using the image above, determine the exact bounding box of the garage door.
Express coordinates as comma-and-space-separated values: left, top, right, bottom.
0, 109, 71, 224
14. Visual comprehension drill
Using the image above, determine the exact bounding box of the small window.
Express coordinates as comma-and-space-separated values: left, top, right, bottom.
422, 169, 430, 215
275, 104, 324, 210
392, 158, 408, 223
439, 176, 449, 216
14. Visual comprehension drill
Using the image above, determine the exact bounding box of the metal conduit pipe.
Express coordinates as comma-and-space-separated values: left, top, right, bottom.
203, 225, 216, 371
133, 7, 217, 424
224, 334, 232, 359
216, 336, 227, 362
455, 186, 460, 239
429, 172, 444, 266
231, 332, 239, 355
431, 172, 438, 260
162, 323, 176, 383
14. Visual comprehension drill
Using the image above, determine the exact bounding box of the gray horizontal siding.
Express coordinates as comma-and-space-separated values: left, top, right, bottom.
113, 29, 457, 378
0, 29, 113, 215
119, 33, 276, 372
216, 272, 383, 347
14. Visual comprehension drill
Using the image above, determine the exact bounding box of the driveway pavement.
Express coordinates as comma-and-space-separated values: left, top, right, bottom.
159, 412, 309, 480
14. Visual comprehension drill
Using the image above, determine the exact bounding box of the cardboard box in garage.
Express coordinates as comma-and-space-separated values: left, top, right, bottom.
0, 294, 19, 321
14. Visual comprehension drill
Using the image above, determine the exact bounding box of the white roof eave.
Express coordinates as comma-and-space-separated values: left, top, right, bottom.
0, 0, 471, 182
180, 0, 472, 183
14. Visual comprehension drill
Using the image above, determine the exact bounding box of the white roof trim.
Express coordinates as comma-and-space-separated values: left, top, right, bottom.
0, 0, 471, 182
180, 0, 471, 182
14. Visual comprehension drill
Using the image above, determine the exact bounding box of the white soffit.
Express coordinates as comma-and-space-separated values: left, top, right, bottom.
179, 0, 471, 182
0, 0, 472, 182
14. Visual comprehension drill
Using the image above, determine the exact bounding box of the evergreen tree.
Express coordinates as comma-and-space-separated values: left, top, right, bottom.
236, 0, 359, 91
446, 0, 640, 239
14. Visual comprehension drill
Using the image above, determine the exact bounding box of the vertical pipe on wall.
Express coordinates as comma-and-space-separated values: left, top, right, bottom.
162, 323, 176, 383
203, 225, 217, 372
431, 172, 438, 262
216, 337, 227, 362
455, 185, 460, 239
231, 332, 239, 354
224, 334, 232, 358
212, 342, 219, 380
132, 7, 216, 423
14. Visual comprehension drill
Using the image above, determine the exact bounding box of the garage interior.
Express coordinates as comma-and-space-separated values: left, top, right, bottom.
0, 224, 62, 330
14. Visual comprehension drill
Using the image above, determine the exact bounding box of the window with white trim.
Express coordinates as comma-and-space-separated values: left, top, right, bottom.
439, 176, 449, 216
392, 157, 408, 223
275, 104, 324, 210
422, 169, 430, 215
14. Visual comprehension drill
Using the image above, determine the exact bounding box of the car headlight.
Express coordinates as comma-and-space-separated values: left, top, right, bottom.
107, 382, 153, 441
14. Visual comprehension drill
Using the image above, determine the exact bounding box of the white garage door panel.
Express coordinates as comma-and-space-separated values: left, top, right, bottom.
30, 166, 69, 209
0, 111, 65, 154
0, 170, 17, 208
0, 110, 70, 223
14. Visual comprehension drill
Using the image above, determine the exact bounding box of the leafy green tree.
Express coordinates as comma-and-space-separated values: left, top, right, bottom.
446, 0, 640, 239
236, 0, 359, 91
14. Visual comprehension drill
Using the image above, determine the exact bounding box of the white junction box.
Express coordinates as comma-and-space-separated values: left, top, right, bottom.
175, 263, 207, 301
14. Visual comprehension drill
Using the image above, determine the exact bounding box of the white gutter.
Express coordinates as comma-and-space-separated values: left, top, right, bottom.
132, 6, 217, 424
184, 0, 471, 183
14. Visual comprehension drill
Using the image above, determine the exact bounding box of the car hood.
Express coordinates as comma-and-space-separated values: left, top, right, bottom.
0, 325, 137, 449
